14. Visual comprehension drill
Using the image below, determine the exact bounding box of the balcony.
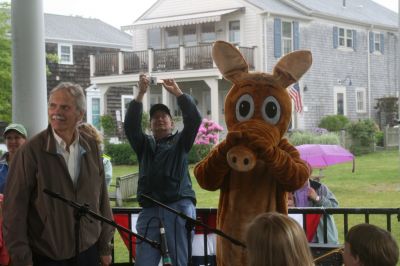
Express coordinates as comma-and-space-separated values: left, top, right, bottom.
90, 43, 255, 77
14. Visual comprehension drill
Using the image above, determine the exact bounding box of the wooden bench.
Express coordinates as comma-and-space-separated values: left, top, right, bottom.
109, 173, 139, 207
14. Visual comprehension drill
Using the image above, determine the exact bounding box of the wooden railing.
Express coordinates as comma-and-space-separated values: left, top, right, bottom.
94, 53, 119, 76
91, 44, 256, 76
123, 51, 148, 74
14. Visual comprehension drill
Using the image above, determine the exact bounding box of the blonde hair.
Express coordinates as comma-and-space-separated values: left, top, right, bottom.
245, 212, 314, 266
78, 123, 103, 145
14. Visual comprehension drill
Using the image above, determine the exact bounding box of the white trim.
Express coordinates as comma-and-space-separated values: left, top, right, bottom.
333, 86, 347, 115
133, 8, 241, 29
57, 43, 73, 65
121, 95, 134, 122
355, 87, 367, 113
337, 27, 354, 49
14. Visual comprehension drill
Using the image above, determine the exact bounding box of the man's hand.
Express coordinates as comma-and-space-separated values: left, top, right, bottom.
162, 79, 183, 97
307, 187, 319, 202
100, 255, 112, 266
138, 74, 149, 94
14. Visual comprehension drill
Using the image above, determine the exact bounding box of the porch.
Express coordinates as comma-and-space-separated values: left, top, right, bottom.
89, 43, 255, 76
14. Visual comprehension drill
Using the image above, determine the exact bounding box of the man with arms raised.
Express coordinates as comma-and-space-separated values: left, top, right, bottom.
3, 82, 114, 265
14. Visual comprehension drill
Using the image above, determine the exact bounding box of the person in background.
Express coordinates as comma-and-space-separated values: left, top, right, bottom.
124, 74, 201, 266
245, 212, 314, 266
3, 82, 114, 265
0, 123, 28, 193
343, 223, 399, 266
78, 123, 113, 187
293, 178, 339, 244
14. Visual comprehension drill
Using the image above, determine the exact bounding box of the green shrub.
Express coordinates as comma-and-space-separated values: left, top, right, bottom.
346, 119, 377, 155
375, 131, 384, 147
288, 131, 339, 146
105, 143, 137, 165
319, 115, 350, 132
189, 144, 213, 164
101, 115, 116, 137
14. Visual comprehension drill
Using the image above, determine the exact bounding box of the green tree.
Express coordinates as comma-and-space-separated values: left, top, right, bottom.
0, 3, 11, 122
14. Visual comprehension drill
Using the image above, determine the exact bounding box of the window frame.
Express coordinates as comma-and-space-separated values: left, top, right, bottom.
338, 27, 353, 49
281, 20, 293, 55
333, 86, 347, 115
355, 87, 367, 113
228, 20, 240, 45
57, 43, 73, 65
373, 32, 382, 54
121, 95, 134, 122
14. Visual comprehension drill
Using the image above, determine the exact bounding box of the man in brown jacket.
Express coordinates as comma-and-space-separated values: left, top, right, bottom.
3, 82, 114, 265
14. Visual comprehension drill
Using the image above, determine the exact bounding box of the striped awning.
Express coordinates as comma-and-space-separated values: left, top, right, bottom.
132, 8, 243, 29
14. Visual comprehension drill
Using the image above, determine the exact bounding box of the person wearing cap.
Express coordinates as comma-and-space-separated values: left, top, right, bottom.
124, 74, 201, 266
0, 123, 28, 193
3, 82, 114, 265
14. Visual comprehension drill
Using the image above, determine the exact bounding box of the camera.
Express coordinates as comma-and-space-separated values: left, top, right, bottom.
149, 76, 157, 85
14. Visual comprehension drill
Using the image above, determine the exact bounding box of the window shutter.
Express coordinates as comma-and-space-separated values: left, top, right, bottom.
274, 18, 282, 58
333, 27, 338, 48
352, 30, 357, 51
369, 31, 374, 53
293, 21, 300, 50
380, 33, 384, 54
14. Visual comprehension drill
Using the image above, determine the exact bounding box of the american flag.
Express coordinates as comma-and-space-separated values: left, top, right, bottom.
288, 83, 303, 113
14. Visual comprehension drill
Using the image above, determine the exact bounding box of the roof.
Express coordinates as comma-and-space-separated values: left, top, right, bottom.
247, 0, 397, 28
44, 14, 132, 49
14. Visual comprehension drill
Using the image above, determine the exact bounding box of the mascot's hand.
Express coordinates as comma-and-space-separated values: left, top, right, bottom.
218, 131, 243, 156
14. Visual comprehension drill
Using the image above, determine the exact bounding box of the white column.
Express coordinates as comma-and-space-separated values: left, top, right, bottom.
204, 79, 219, 125
89, 54, 95, 77
11, 0, 47, 137
179, 46, 185, 70
118, 52, 124, 75
97, 85, 109, 116
162, 85, 169, 107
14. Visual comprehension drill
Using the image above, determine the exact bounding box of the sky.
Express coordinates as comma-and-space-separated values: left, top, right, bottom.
0, 0, 398, 29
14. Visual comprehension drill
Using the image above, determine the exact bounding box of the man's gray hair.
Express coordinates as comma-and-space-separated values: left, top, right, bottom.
49, 82, 86, 113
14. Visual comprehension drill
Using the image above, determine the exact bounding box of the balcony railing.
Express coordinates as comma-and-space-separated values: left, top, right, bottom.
91, 43, 256, 77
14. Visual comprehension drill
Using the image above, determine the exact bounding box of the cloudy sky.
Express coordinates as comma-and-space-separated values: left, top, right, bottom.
43, 0, 399, 29
0, 0, 398, 29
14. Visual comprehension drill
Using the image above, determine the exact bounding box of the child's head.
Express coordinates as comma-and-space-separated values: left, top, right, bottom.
245, 212, 314, 266
344, 223, 399, 266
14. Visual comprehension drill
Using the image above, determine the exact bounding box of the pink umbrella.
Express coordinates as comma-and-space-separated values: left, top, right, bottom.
295, 144, 355, 172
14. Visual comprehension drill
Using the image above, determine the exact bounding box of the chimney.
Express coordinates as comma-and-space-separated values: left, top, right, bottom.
343, 0, 346, 7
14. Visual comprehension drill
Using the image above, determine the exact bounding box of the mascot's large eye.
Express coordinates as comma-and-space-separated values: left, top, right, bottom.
235, 94, 254, 122
261, 96, 281, 125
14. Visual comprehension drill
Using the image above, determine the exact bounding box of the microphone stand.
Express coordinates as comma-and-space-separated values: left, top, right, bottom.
43, 189, 161, 265
142, 194, 246, 266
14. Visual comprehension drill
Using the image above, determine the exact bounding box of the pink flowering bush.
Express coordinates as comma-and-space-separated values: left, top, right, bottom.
195, 118, 224, 145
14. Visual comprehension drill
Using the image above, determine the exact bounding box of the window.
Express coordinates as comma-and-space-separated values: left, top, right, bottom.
58, 43, 73, 64
282, 21, 293, 55
356, 87, 366, 113
183, 25, 197, 46
338, 28, 353, 48
334, 86, 347, 115
201, 23, 216, 43
229, 21, 240, 44
121, 95, 134, 122
92, 98, 101, 129
148, 28, 162, 49
374, 33, 381, 51
165, 27, 179, 48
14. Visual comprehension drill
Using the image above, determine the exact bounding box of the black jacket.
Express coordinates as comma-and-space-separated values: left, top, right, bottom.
124, 94, 202, 207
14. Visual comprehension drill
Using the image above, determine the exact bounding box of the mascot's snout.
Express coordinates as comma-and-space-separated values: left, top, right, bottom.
226, 145, 256, 172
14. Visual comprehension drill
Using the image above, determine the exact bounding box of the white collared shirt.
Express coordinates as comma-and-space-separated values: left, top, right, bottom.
53, 129, 80, 186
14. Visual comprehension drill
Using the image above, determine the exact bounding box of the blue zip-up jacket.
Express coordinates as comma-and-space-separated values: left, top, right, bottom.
124, 94, 202, 207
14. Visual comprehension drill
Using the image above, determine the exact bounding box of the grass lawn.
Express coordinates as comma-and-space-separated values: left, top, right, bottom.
110, 149, 400, 263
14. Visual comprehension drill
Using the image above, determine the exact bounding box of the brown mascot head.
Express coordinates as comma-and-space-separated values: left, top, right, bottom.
212, 41, 312, 171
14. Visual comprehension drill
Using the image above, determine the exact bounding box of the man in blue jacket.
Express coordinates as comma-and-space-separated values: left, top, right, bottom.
124, 75, 201, 266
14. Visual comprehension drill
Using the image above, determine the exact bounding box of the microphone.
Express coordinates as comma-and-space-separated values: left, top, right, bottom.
159, 221, 173, 266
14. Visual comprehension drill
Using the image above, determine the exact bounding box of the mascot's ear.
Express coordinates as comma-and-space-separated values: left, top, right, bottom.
273, 50, 312, 89
212, 41, 248, 84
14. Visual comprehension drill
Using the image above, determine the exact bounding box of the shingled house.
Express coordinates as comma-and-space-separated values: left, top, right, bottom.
44, 14, 132, 129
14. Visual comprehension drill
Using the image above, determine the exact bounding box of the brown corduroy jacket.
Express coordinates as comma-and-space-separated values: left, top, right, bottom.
3, 125, 114, 265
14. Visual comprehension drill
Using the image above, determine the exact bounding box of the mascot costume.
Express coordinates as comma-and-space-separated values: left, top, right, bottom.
194, 41, 313, 266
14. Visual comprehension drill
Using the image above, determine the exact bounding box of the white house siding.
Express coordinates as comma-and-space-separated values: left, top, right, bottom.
132, 28, 147, 52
